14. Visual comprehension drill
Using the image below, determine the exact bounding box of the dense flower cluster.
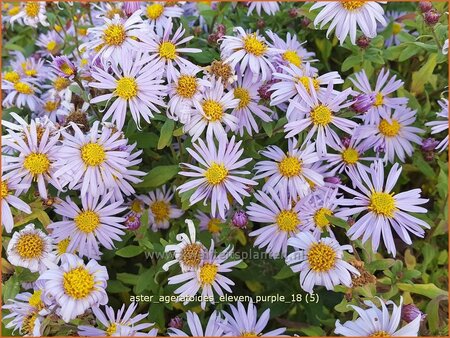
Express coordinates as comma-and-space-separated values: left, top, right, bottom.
1, 1, 448, 337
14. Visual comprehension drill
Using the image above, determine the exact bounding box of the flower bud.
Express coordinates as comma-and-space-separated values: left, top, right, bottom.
421, 138, 439, 152
168, 316, 183, 329
232, 210, 248, 229
216, 24, 226, 35
258, 80, 276, 101
424, 9, 440, 26
356, 35, 371, 49
341, 136, 352, 148
125, 212, 141, 230
123, 1, 141, 16
256, 18, 265, 30
325, 176, 342, 185
351, 93, 375, 113
401, 304, 427, 323
51, 56, 76, 78
418, 1, 433, 13
288, 8, 298, 18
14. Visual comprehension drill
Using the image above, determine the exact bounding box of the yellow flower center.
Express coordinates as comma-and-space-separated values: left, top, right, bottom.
44, 100, 59, 112
368, 192, 396, 217
106, 323, 117, 336
47, 40, 57, 52
21, 62, 37, 77
23, 313, 38, 336
313, 208, 333, 228
342, 1, 365, 11
25, 2, 40, 17
1, 180, 9, 200
57, 238, 71, 255
205, 162, 228, 185
276, 210, 300, 232
373, 92, 384, 107
392, 22, 402, 35
207, 218, 222, 234
81, 143, 106, 167
234, 87, 251, 109
8, 5, 20, 16
14, 81, 33, 94
159, 41, 177, 60
24, 153, 50, 176
209, 60, 233, 83
54, 24, 62, 32
202, 100, 223, 121
199, 263, 218, 285
146, 3, 164, 19
16, 233, 44, 259
379, 119, 401, 137
53, 77, 70, 91
115, 77, 138, 100
28, 290, 44, 310
370, 331, 391, 337
282, 50, 302, 67
243, 34, 267, 56
310, 105, 332, 126
106, 8, 124, 19
307, 243, 336, 272
130, 200, 143, 213
103, 24, 126, 46
4, 71, 20, 83
176, 75, 198, 98
74, 210, 100, 233
241, 332, 258, 337
150, 200, 170, 222
180, 243, 203, 268
60, 62, 74, 76
63, 267, 95, 299
298, 76, 320, 93
278, 156, 302, 177
341, 147, 359, 165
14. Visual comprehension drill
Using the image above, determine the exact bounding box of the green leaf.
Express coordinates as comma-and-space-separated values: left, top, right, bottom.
3, 274, 20, 302
341, 55, 362, 72
398, 45, 422, 62
135, 165, 179, 188
157, 119, 175, 149
411, 53, 437, 94
107, 280, 131, 293
273, 265, 295, 280
397, 283, 448, 299
366, 258, 396, 272
116, 245, 144, 258
117, 273, 139, 286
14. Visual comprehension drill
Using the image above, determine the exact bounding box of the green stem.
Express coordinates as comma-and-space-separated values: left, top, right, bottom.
431, 28, 442, 51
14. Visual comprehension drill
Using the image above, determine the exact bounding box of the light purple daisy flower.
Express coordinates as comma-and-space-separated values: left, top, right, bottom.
350, 68, 408, 124
253, 139, 324, 200
168, 241, 241, 310
89, 51, 167, 130
2, 77, 42, 110
168, 311, 225, 337
183, 78, 239, 141
426, 98, 449, 153
335, 161, 430, 256
140, 19, 201, 82
248, 188, 304, 258
356, 106, 423, 163
143, 2, 184, 36
221, 300, 286, 336
310, 1, 387, 45
286, 231, 359, 293
196, 211, 225, 239
284, 81, 357, 155
247, 1, 280, 16
9, 1, 49, 27
50, 55, 77, 79
178, 135, 257, 219
36, 30, 63, 57
48, 191, 127, 260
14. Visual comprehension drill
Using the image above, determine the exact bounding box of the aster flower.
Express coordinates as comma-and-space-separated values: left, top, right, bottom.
184, 78, 239, 141
10, 51, 47, 79
163, 219, 207, 273
335, 297, 421, 336
48, 191, 126, 260
80, 11, 146, 62
167, 66, 211, 123
221, 301, 286, 336
247, 1, 280, 16
37, 91, 66, 123
266, 30, 316, 68
143, 2, 184, 35
253, 139, 324, 200
89, 51, 167, 130
168, 311, 225, 337
381, 11, 409, 47
168, 241, 241, 309
350, 68, 408, 124
356, 106, 423, 163
178, 135, 257, 219
36, 30, 63, 57
51, 56, 77, 79
2, 78, 42, 110
286, 232, 359, 293
140, 20, 201, 82
7, 223, 55, 273
426, 98, 449, 152
38, 254, 108, 322
284, 81, 357, 155
54, 121, 141, 197
10, 1, 49, 27
1, 165, 32, 233
197, 211, 225, 238
248, 188, 304, 258
310, 1, 386, 45
140, 185, 184, 231
220, 27, 279, 82
2, 119, 63, 199
335, 161, 430, 256
78, 303, 155, 336
42, 70, 73, 99
230, 69, 273, 136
